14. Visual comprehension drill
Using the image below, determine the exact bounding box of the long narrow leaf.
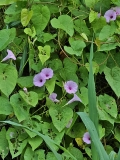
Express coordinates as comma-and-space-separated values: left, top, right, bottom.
77, 112, 109, 160
88, 40, 99, 131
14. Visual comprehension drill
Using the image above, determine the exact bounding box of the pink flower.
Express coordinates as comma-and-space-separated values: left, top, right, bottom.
64, 81, 78, 94
66, 94, 82, 105
104, 9, 116, 22
83, 132, 91, 144
33, 72, 46, 87
1, 49, 16, 62
113, 7, 120, 16
41, 68, 53, 80
49, 93, 59, 102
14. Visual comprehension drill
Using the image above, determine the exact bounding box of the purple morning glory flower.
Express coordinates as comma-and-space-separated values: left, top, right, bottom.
83, 132, 91, 144
104, 9, 116, 22
41, 68, 53, 80
33, 72, 46, 87
49, 93, 59, 102
64, 81, 78, 94
66, 94, 82, 105
1, 49, 16, 62
113, 7, 120, 16
66, 118, 73, 128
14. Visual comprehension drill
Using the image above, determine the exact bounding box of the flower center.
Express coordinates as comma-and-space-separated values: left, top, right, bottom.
69, 86, 72, 90
40, 79, 43, 82
110, 15, 113, 19
46, 74, 49, 77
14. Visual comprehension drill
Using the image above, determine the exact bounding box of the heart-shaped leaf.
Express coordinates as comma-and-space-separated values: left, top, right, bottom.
104, 67, 120, 97
49, 106, 73, 132
21, 8, 33, 27
19, 91, 38, 107
0, 63, 18, 97
51, 15, 74, 36
38, 45, 51, 65
10, 93, 29, 122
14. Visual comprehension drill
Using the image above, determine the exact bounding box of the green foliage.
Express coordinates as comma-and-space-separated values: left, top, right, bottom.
0, 63, 18, 97
49, 105, 73, 132
51, 15, 74, 36
0, 28, 16, 51
0, 0, 120, 159
104, 67, 120, 97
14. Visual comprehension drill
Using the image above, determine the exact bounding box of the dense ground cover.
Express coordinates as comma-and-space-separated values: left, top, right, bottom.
0, 0, 120, 160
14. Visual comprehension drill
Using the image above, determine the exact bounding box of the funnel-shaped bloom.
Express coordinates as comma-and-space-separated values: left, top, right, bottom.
104, 9, 116, 22
41, 68, 53, 79
33, 72, 46, 87
1, 49, 16, 62
83, 132, 91, 144
64, 81, 78, 94
113, 7, 120, 16
66, 94, 82, 105
49, 93, 59, 102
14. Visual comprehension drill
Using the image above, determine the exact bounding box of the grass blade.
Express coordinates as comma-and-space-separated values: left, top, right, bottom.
88, 41, 99, 131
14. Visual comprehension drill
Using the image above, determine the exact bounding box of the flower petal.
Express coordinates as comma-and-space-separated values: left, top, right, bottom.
1, 49, 16, 62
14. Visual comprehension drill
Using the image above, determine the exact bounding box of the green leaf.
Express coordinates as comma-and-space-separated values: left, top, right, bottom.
98, 108, 115, 125
46, 152, 57, 160
0, 28, 16, 51
10, 93, 29, 122
29, 44, 42, 72
85, 61, 99, 74
28, 136, 43, 151
43, 33, 57, 43
115, 127, 120, 142
89, 10, 98, 23
19, 91, 38, 107
64, 39, 86, 56
77, 112, 109, 160
85, 0, 97, 7
49, 106, 73, 132
24, 27, 36, 38
63, 58, 77, 73
115, 148, 120, 160
98, 94, 117, 118
0, 127, 9, 159
21, 8, 33, 27
38, 45, 51, 65
42, 122, 64, 150
99, 25, 116, 40
31, 5, 50, 34
62, 146, 84, 160
88, 41, 99, 131
17, 76, 34, 88
64, 46, 83, 56
51, 15, 74, 36
0, 63, 18, 97
24, 147, 34, 160
0, 97, 13, 115
6, 127, 27, 158
74, 19, 90, 35
104, 67, 120, 97
67, 122, 86, 138
0, 0, 18, 5
45, 77, 56, 94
